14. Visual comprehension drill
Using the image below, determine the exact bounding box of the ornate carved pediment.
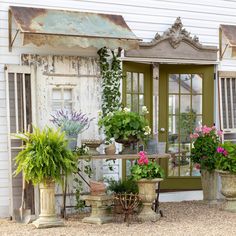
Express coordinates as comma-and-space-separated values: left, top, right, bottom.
125, 17, 218, 62
144, 17, 201, 49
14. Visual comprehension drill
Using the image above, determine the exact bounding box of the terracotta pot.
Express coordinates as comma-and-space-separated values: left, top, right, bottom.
105, 143, 116, 155
201, 170, 218, 204
90, 180, 106, 196
137, 178, 163, 222
217, 170, 236, 212
115, 136, 139, 147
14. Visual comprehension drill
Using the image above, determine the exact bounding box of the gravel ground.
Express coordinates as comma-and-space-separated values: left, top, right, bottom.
1, 201, 236, 236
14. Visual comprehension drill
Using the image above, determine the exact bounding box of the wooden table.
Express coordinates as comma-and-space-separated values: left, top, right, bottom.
78, 153, 170, 179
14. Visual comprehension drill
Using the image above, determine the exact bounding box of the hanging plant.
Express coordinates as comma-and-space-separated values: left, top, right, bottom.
97, 47, 123, 117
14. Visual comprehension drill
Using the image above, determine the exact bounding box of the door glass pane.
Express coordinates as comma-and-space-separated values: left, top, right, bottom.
169, 95, 179, 115
192, 74, 202, 94
126, 94, 131, 108
169, 74, 179, 93
132, 94, 139, 112
139, 73, 144, 93
139, 94, 144, 112
126, 72, 132, 92
133, 73, 138, 93
192, 95, 202, 114
167, 73, 203, 179
180, 74, 191, 94
180, 95, 191, 113
179, 142, 191, 176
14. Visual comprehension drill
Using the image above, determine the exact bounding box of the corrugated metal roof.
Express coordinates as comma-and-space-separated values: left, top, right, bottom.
9, 6, 140, 50
221, 24, 236, 46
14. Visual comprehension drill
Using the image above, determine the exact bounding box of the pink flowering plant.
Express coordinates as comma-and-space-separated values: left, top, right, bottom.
190, 125, 222, 172
215, 142, 236, 173
130, 151, 164, 181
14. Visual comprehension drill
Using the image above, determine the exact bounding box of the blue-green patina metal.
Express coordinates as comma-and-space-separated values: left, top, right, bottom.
9, 6, 140, 50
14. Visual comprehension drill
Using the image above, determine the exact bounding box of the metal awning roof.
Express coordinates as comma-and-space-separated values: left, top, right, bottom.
219, 24, 236, 59
220, 24, 236, 46
8, 6, 140, 51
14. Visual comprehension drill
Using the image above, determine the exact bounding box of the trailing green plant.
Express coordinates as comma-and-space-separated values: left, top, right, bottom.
97, 47, 122, 117
14, 127, 76, 185
131, 151, 164, 181
190, 125, 222, 172
73, 149, 92, 210
98, 107, 151, 143
215, 142, 236, 173
107, 178, 138, 194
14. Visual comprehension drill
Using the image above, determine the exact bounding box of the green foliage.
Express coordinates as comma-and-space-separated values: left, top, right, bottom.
73, 151, 92, 210
107, 179, 138, 194
131, 161, 164, 181
14, 127, 76, 185
179, 109, 196, 142
190, 126, 221, 172
130, 152, 164, 181
216, 142, 236, 173
98, 108, 151, 142
97, 47, 122, 117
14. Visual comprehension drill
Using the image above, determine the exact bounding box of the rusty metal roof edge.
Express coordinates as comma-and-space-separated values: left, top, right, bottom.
9, 6, 141, 41
20, 31, 142, 41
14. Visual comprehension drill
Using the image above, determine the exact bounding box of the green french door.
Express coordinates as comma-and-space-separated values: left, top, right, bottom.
159, 64, 214, 190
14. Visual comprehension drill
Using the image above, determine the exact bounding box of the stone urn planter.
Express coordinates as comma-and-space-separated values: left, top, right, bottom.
217, 170, 236, 212
137, 178, 163, 222
33, 181, 64, 228
201, 170, 218, 204
116, 137, 139, 155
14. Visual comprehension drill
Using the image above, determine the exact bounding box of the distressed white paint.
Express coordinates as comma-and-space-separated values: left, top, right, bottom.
0, 0, 236, 217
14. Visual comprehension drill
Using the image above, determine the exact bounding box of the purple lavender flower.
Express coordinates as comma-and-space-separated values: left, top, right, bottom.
51, 109, 95, 136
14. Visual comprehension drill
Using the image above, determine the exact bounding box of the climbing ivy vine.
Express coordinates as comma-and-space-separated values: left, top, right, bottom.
97, 47, 123, 117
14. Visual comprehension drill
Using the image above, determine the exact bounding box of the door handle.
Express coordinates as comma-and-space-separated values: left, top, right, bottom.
159, 128, 166, 132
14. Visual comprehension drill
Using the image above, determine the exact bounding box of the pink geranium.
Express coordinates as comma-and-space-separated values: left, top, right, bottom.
137, 151, 149, 165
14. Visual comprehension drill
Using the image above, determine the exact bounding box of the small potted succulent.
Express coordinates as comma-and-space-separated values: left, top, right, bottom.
130, 151, 164, 222
51, 110, 94, 150
98, 106, 151, 153
215, 142, 236, 212
14, 127, 76, 228
190, 125, 222, 203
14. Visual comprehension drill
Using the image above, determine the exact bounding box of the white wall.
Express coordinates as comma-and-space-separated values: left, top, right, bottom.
1, 0, 236, 217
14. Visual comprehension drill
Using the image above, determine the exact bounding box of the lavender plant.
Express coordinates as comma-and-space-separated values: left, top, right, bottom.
51, 110, 94, 136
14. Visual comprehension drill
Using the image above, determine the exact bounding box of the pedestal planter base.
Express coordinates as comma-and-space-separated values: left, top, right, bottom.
201, 170, 218, 204
33, 217, 64, 229
81, 195, 113, 225
137, 178, 163, 222
217, 170, 236, 212
33, 181, 64, 229
138, 203, 161, 222
224, 198, 236, 212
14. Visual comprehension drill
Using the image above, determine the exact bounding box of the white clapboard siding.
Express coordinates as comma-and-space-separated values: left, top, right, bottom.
0, 0, 236, 217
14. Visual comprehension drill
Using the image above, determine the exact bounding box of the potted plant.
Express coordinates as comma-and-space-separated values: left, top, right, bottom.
107, 179, 139, 214
215, 142, 236, 212
14, 127, 76, 228
98, 106, 151, 153
51, 109, 94, 150
130, 151, 164, 222
190, 125, 222, 203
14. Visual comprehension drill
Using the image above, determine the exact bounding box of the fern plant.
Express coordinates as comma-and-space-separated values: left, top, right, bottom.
14, 127, 76, 185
